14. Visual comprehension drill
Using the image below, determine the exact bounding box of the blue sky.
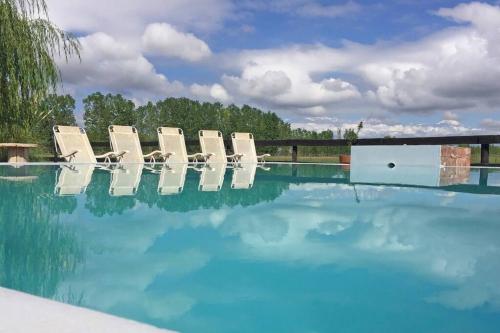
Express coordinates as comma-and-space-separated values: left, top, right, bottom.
47, 0, 500, 137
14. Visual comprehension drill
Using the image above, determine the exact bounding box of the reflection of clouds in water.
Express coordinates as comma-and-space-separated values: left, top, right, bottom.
57, 203, 211, 322
61, 181, 500, 322
59, 247, 209, 321
428, 281, 500, 311
437, 191, 457, 206
357, 207, 416, 252
208, 208, 230, 227
224, 183, 500, 311
294, 183, 404, 202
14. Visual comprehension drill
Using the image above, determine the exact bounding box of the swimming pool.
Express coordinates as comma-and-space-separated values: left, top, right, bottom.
1, 163, 500, 332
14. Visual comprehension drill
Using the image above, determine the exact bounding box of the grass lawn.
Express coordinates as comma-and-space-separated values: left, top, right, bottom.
265, 155, 341, 163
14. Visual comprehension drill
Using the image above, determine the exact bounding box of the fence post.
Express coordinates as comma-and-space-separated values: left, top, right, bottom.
479, 168, 489, 187
292, 145, 298, 162
481, 144, 490, 165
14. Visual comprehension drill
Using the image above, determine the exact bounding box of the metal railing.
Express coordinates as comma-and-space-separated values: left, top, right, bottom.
92, 134, 500, 165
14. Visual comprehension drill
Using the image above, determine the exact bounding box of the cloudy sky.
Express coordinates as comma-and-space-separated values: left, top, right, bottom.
47, 0, 500, 137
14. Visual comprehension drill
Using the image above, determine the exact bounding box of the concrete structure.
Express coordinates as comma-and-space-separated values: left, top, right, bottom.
0, 287, 176, 333
0, 143, 37, 163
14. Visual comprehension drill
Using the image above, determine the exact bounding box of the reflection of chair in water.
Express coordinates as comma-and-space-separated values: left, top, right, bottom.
231, 132, 270, 163
55, 165, 95, 195
158, 164, 188, 195
109, 164, 143, 196
157, 127, 210, 163
199, 130, 242, 164
231, 164, 257, 189
199, 164, 226, 191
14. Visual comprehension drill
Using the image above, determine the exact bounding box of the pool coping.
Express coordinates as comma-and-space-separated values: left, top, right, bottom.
0, 287, 176, 333
0, 161, 499, 169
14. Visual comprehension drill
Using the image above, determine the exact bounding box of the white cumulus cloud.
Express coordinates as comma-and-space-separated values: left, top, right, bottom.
57, 33, 184, 100
47, 0, 233, 35
212, 2, 500, 118
221, 47, 360, 110
142, 23, 211, 62
292, 117, 483, 138
190, 83, 231, 103
480, 118, 500, 130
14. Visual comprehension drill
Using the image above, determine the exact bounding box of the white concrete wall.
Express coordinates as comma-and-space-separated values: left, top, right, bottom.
351, 145, 441, 167
350, 145, 442, 186
0, 287, 177, 333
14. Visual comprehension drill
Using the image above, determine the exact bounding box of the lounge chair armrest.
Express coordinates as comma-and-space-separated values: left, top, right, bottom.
257, 154, 271, 158
226, 153, 242, 163
144, 150, 162, 158
115, 150, 128, 158
60, 150, 80, 159
227, 153, 244, 162
186, 152, 202, 161
160, 152, 175, 160
192, 152, 215, 161
95, 150, 128, 159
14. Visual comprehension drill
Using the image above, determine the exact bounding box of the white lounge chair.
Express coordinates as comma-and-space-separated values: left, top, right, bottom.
108, 125, 162, 163
157, 164, 188, 195
157, 127, 210, 163
109, 164, 143, 196
53, 126, 126, 163
198, 130, 242, 164
54, 165, 95, 195
231, 164, 257, 189
198, 164, 226, 191
231, 132, 270, 163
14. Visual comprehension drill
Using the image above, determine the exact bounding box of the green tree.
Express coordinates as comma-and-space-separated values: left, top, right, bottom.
83, 93, 136, 141
83, 93, 342, 158
0, 0, 79, 142
343, 121, 364, 144
36, 94, 77, 143
44, 94, 77, 126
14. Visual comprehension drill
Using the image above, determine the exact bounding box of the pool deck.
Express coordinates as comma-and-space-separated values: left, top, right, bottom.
0, 287, 176, 333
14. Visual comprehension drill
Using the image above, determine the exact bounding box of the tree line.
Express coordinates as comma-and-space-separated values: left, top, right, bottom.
42, 92, 336, 143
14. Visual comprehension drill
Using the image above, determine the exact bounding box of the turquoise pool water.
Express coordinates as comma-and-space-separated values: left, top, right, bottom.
1, 163, 500, 332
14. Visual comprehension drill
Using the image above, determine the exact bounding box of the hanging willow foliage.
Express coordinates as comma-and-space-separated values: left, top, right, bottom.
0, 0, 80, 141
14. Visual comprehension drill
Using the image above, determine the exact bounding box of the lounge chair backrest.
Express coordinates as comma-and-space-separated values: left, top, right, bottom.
231, 132, 258, 163
157, 127, 188, 163
199, 130, 226, 164
53, 126, 97, 163
109, 125, 143, 163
